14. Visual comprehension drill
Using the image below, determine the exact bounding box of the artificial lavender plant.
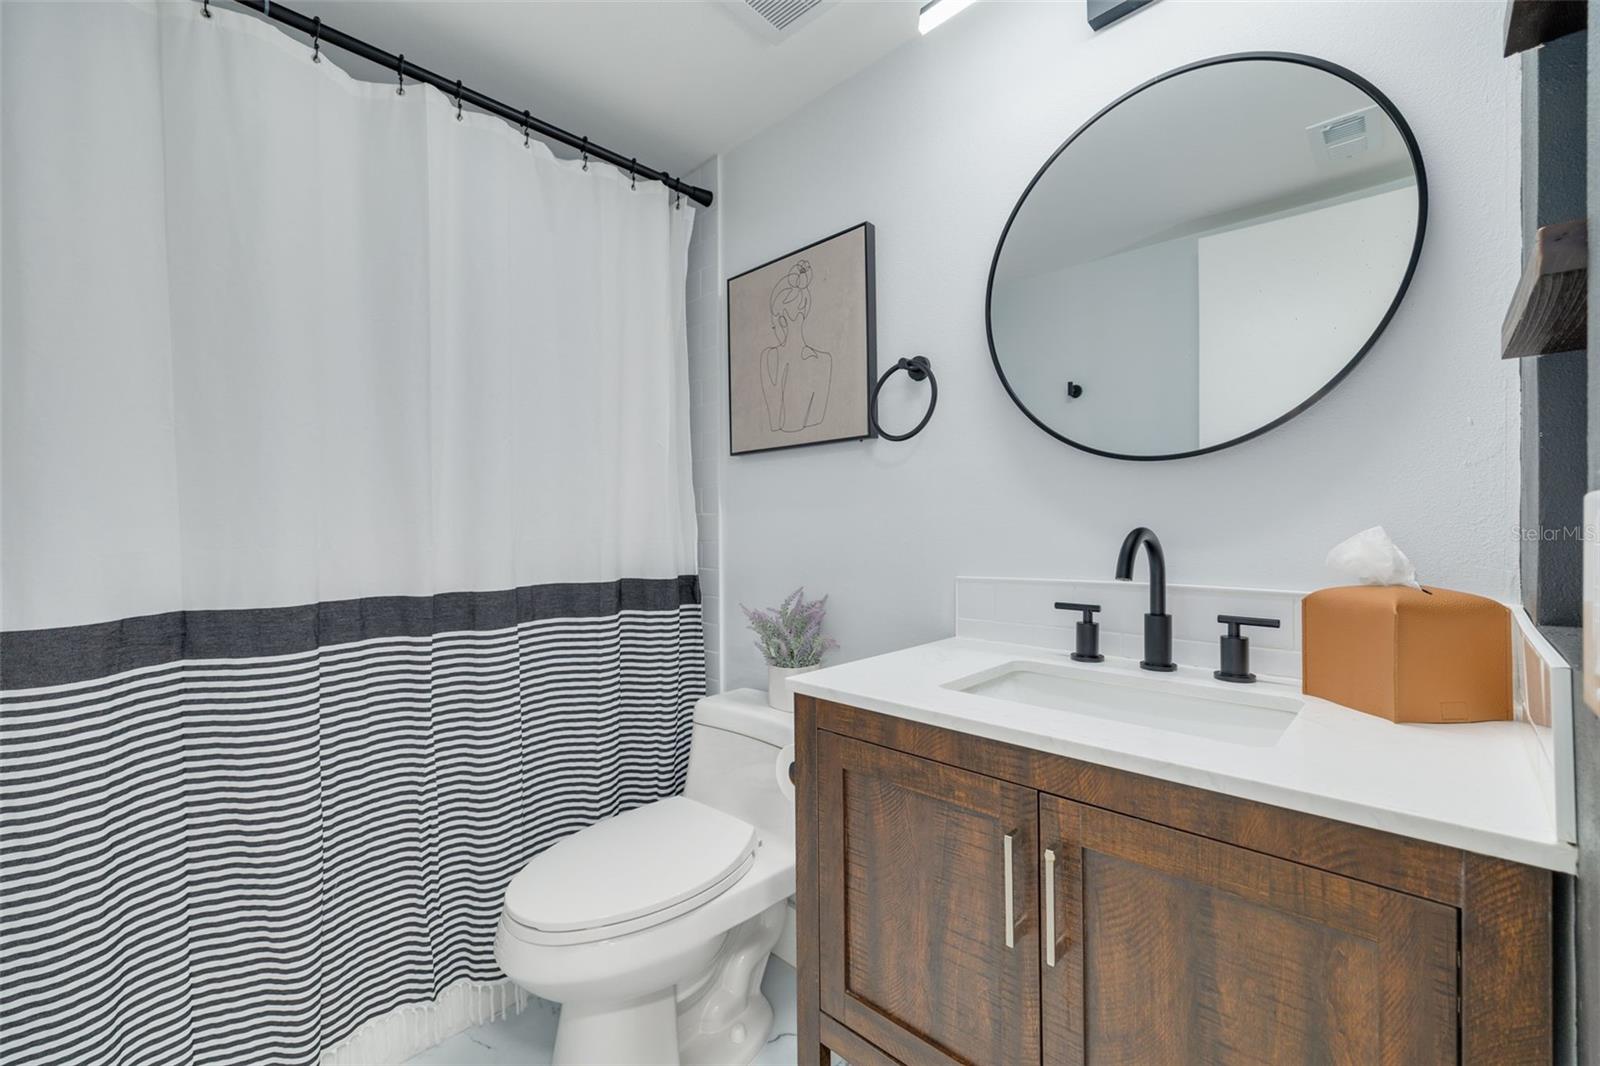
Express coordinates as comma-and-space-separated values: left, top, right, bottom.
742, 587, 838, 669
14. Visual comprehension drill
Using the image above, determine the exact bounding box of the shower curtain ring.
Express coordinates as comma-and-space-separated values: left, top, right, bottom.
396, 56, 405, 95
581, 137, 589, 171
629, 159, 637, 190
310, 16, 321, 62
523, 110, 531, 148
201, 0, 211, 18
454, 80, 464, 122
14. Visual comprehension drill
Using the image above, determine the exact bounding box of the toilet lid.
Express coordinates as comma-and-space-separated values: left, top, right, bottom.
504, 796, 759, 938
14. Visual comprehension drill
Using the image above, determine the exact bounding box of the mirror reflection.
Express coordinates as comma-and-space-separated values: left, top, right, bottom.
988, 56, 1424, 460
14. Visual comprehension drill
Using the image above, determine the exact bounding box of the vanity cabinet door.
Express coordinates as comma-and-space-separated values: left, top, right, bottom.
1038, 795, 1459, 1066
817, 732, 1041, 1066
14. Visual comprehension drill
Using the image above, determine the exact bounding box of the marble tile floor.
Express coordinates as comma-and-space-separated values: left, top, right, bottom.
402, 960, 799, 1066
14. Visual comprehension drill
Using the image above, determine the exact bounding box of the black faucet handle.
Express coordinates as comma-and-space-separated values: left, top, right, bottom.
1056, 603, 1104, 663
1215, 615, 1279, 683
1217, 614, 1281, 635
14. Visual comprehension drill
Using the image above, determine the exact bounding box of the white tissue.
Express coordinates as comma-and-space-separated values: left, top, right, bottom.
1325, 526, 1420, 588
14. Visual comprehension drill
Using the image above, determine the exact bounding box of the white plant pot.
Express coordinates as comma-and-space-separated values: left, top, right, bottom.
767, 665, 818, 714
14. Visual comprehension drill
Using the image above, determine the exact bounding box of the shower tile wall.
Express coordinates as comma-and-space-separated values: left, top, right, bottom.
686, 157, 723, 692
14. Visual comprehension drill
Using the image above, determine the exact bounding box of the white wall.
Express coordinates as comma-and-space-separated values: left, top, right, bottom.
713, 0, 1521, 690
1196, 184, 1418, 446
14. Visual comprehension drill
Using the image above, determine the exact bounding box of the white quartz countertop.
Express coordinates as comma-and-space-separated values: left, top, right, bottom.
790, 637, 1577, 874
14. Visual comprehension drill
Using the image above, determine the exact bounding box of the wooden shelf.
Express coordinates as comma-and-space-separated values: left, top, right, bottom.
1503, 218, 1588, 359
1504, 0, 1586, 57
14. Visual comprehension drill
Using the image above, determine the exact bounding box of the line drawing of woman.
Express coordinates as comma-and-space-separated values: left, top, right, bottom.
760, 259, 832, 433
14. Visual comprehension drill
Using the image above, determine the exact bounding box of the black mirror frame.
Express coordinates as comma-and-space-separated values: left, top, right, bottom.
985, 51, 1429, 462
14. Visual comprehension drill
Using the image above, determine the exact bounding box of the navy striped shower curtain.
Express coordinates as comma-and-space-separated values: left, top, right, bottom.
0, 4, 705, 1063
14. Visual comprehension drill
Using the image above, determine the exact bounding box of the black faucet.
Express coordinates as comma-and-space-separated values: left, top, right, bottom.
1115, 527, 1175, 672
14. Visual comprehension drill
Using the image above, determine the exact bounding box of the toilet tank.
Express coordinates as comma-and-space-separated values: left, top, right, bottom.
684, 691, 794, 844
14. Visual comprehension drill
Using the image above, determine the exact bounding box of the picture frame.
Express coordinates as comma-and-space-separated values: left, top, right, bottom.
726, 222, 877, 455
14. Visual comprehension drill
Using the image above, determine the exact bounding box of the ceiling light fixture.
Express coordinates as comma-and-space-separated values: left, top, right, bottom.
919, 0, 976, 35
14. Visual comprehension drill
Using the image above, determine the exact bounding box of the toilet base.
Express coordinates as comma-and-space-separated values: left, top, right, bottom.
553, 988, 680, 1066
540, 901, 789, 1066
682, 993, 772, 1066
676, 902, 788, 1066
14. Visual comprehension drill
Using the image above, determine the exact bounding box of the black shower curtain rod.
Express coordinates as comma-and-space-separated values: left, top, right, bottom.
227, 0, 714, 208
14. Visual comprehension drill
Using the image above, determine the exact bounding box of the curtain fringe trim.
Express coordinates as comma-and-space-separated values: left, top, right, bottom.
319, 977, 530, 1066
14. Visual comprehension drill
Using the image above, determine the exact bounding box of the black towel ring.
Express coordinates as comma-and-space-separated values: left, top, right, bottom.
870, 356, 937, 442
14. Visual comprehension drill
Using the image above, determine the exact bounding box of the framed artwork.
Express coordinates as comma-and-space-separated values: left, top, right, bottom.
727, 222, 876, 455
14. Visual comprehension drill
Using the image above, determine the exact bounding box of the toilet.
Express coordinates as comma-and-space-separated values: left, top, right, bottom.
495, 690, 796, 1066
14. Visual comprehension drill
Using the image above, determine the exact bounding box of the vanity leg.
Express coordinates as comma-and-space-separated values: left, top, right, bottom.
794, 694, 829, 1066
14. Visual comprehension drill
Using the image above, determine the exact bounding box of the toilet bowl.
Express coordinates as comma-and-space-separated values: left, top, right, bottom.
495, 690, 796, 1066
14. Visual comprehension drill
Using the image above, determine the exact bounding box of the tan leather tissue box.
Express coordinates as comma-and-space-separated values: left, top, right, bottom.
1301, 585, 1510, 723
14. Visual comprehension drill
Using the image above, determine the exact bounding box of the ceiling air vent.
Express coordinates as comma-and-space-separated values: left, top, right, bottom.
720, 0, 834, 42
1320, 113, 1367, 147
1305, 104, 1386, 166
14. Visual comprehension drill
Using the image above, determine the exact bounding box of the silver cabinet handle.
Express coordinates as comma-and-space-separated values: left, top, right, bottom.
1003, 831, 1016, 949
1044, 848, 1057, 967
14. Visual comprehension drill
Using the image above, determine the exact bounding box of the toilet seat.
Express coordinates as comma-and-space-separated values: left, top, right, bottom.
503, 796, 760, 946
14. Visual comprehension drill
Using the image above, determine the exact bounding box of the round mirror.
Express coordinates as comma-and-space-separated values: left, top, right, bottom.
987, 54, 1426, 461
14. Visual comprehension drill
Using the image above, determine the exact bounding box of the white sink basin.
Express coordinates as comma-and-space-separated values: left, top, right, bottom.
946, 660, 1303, 748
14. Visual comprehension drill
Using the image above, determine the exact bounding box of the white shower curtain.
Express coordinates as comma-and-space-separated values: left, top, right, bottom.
0, 3, 704, 1064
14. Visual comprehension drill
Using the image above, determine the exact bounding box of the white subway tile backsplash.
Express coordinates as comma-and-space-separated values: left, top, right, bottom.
693, 479, 718, 514
954, 618, 1070, 652
956, 580, 995, 621
955, 576, 1306, 679
693, 427, 720, 459
685, 162, 720, 695
1170, 589, 1297, 651
991, 580, 1066, 630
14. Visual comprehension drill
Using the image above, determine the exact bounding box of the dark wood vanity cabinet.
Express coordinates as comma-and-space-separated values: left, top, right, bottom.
1039, 796, 1458, 1066
816, 733, 1040, 1066
796, 697, 1554, 1066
